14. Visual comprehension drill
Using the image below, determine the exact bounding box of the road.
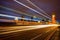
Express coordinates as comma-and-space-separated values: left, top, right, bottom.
0, 24, 60, 40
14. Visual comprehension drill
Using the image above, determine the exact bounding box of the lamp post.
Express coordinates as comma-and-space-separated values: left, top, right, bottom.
15, 17, 18, 25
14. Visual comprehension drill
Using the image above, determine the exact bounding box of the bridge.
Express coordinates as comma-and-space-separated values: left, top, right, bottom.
0, 0, 60, 40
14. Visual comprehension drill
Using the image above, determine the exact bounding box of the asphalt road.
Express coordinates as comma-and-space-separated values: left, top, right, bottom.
0, 26, 59, 40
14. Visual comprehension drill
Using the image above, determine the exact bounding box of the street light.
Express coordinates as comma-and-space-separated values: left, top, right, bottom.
15, 17, 19, 25
31, 16, 37, 22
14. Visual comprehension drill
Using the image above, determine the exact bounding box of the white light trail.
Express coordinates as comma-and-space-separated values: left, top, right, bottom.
0, 14, 17, 18
0, 6, 34, 18
0, 6, 43, 19
27, 0, 51, 18
0, 24, 59, 34
0, 14, 32, 20
14, 0, 51, 20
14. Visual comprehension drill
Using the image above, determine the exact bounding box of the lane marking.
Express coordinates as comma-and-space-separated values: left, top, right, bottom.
30, 27, 57, 40
30, 30, 51, 40
44, 29, 57, 40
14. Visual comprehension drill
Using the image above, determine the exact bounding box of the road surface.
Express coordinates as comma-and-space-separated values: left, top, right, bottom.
0, 25, 60, 40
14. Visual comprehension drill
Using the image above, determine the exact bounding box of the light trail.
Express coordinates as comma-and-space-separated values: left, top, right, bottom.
0, 6, 43, 19
14, 0, 51, 20
0, 14, 17, 18
0, 24, 59, 34
0, 6, 36, 18
27, 0, 51, 18
0, 14, 32, 20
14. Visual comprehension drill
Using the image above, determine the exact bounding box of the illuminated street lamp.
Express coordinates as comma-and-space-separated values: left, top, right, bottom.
33, 16, 36, 18
38, 21, 41, 23
31, 16, 37, 22
15, 17, 19, 24
15, 17, 18, 20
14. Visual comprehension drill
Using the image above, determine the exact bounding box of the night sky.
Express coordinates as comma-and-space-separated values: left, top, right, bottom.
0, 0, 60, 22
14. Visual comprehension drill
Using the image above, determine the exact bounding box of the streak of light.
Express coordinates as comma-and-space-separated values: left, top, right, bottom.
0, 6, 43, 19
0, 14, 32, 20
0, 6, 37, 18
0, 24, 59, 34
28, 24, 60, 28
0, 14, 17, 18
27, 0, 51, 18
14, 0, 51, 20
